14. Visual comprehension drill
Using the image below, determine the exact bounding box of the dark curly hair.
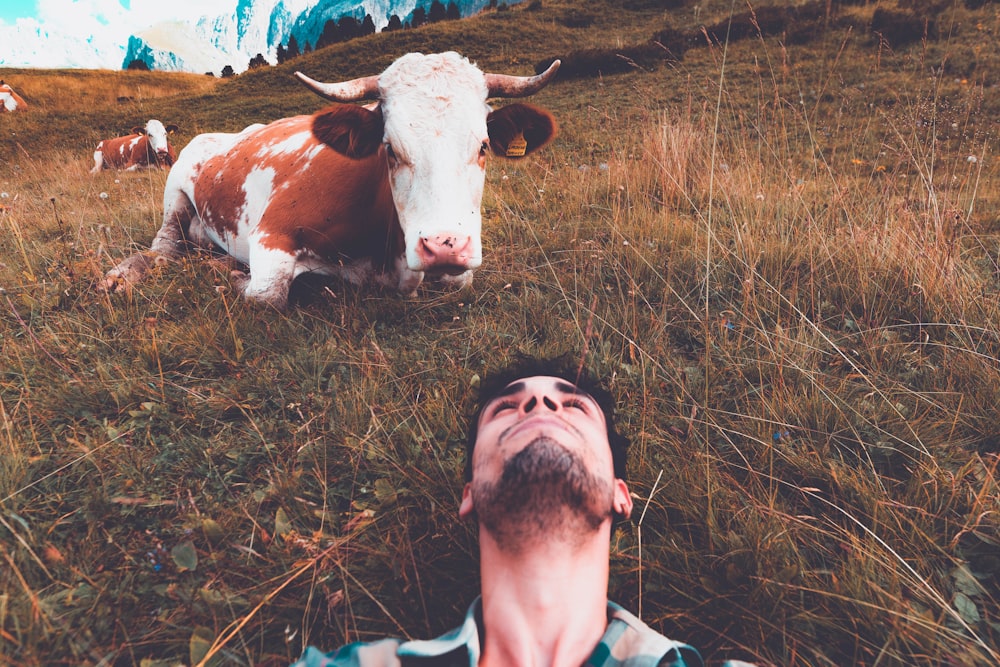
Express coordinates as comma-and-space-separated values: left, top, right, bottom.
464, 355, 630, 483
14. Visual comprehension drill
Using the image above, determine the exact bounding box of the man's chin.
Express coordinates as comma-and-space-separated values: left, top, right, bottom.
472, 438, 613, 549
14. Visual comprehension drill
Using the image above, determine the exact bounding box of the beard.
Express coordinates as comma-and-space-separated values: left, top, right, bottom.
471, 436, 614, 551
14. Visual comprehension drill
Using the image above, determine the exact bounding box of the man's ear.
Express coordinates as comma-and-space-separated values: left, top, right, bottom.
613, 479, 633, 520
459, 482, 475, 519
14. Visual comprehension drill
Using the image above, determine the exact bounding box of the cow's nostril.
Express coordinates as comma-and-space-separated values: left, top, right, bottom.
419, 235, 475, 268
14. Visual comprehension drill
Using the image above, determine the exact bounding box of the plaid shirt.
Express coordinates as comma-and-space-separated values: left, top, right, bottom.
292, 598, 712, 667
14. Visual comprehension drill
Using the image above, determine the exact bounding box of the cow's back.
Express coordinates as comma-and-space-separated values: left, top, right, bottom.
97, 135, 141, 169
0, 85, 26, 112
181, 117, 396, 266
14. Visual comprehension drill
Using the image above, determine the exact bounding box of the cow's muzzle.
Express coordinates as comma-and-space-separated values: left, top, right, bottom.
417, 234, 477, 274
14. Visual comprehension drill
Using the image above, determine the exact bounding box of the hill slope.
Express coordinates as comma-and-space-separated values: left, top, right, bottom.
0, 1, 998, 665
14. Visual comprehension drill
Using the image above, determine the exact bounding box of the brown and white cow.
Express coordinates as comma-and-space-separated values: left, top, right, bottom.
103, 51, 559, 309
91, 119, 179, 173
0, 81, 27, 112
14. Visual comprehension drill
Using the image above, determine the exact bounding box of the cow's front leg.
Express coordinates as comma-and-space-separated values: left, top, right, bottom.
102, 195, 195, 292
393, 256, 424, 297
233, 245, 297, 310
438, 270, 474, 290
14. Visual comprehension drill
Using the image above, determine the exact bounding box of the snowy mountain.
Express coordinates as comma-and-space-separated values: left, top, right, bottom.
122, 0, 513, 74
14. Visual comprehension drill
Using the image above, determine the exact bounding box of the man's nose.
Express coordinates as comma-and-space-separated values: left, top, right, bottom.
521, 394, 559, 414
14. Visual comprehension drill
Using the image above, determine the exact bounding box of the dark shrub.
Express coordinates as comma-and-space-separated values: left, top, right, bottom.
624, 0, 683, 8
699, 0, 828, 45
651, 26, 691, 58
535, 43, 676, 80
558, 11, 595, 28
871, 9, 936, 47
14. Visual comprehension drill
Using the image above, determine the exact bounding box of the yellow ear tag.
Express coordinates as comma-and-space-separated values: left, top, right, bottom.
505, 133, 528, 158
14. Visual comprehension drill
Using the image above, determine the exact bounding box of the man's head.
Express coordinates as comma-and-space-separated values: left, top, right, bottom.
459, 357, 633, 548
463, 357, 630, 482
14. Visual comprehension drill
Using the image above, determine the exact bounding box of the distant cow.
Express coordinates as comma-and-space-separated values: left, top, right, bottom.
0, 81, 27, 112
104, 52, 559, 309
91, 119, 179, 173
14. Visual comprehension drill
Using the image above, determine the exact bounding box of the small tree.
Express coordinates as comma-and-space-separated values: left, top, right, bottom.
361, 14, 376, 36
248, 53, 268, 69
276, 43, 287, 64
385, 14, 403, 31
338, 16, 361, 40
447, 2, 461, 20
317, 19, 340, 48
221, 64, 235, 78
286, 35, 300, 59
429, 0, 447, 22
126, 59, 149, 70
411, 7, 426, 28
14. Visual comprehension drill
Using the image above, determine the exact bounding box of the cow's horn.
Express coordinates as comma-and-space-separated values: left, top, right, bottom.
485, 59, 560, 98
295, 71, 380, 102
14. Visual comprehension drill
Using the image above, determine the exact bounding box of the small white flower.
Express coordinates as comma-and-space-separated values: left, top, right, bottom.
755, 193, 765, 201
0, 192, 8, 199
967, 155, 978, 164
99, 192, 109, 200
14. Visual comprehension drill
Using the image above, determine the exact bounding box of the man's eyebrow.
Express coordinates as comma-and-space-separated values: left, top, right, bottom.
554, 380, 590, 397
487, 381, 525, 402
484, 379, 597, 407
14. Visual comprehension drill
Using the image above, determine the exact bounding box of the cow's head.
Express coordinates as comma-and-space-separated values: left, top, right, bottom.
133, 119, 179, 161
295, 52, 558, 281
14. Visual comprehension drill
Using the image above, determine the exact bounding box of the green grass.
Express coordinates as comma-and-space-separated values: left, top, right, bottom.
1, 1, 999, 665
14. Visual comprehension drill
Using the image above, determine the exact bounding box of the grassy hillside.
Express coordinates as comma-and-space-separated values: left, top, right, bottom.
1, 1, 999, 665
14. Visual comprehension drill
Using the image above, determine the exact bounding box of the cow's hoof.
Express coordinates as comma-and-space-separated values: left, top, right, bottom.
439, 270, 474, 290
229, 270, 250, 292
100, 252, 155, 292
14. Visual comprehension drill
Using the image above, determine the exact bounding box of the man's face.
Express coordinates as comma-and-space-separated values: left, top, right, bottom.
459, 376, 632, 545
473, 376, 613, 479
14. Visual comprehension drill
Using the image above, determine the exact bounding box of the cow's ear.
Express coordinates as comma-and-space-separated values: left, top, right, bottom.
487, 103, 557, 159
312, 104, 384, 160
132, 126, 145, 135
165, 125, 179, 134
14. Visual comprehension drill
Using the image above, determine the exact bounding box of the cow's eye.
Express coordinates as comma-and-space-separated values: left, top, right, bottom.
385, 143, 397, 162
479, 141, 489, 157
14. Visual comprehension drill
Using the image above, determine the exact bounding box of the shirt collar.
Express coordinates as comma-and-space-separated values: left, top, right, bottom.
394, 598, 633, 666
396, 598, 483, 667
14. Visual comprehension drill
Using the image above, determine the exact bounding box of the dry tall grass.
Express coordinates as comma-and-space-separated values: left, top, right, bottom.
1, 1, 998, 665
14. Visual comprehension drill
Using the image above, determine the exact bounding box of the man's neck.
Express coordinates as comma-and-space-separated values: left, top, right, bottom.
476, 528, 613, 667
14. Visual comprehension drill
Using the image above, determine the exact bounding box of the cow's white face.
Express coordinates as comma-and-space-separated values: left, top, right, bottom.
303, 51, 557, 285
142, 119, 171, 155
377, 53, 488, 276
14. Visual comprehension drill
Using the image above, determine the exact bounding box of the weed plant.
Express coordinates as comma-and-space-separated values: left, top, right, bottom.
0, 1, 998, 665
